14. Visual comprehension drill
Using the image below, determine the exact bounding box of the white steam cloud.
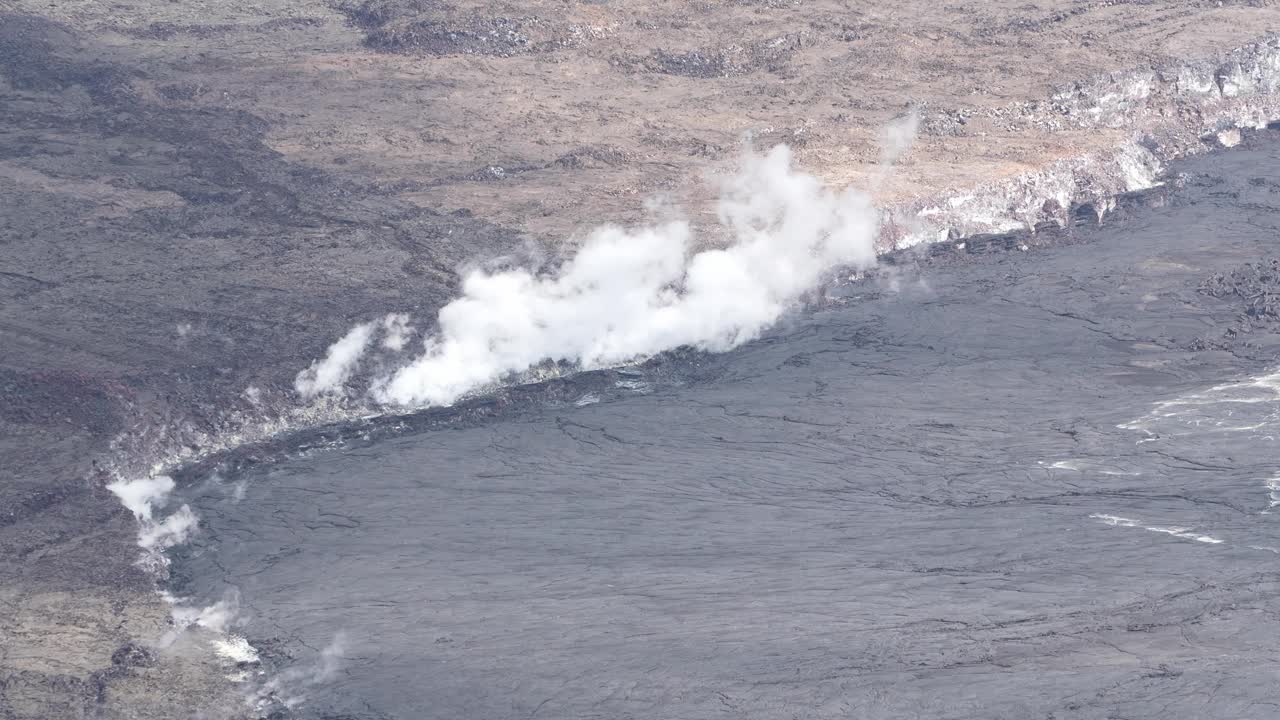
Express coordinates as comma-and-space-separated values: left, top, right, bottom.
107, 475, 199, 552
168, 590, 242, 635
295, 322, 375, 398
326, 144, 880, 407
381, 313, 413, 351
879, 110, 920, 168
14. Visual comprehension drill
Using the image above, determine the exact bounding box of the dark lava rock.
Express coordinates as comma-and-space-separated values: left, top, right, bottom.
110, 643, 156, 669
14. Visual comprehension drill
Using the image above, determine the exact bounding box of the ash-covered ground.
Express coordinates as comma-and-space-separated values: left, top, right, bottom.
168, 137, 1280, 719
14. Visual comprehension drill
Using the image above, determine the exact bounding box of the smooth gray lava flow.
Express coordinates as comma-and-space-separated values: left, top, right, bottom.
173, 138, 1280, 719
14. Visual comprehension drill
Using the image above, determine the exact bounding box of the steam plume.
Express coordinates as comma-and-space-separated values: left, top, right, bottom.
363, 145, 878, 406
107, 475, 199, 551
879, 110, 920, 167
295, 322, 375, 398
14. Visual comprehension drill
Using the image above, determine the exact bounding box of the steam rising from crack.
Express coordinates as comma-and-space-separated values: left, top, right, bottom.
250, 633, 347, 713
300, 144, 881, 406
879, 110, 920, 168
107, 475, 198, 554
296, 322, 375, 399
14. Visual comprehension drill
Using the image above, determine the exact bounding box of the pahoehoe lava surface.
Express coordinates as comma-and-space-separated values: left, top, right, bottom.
172, 139, 1280, 719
